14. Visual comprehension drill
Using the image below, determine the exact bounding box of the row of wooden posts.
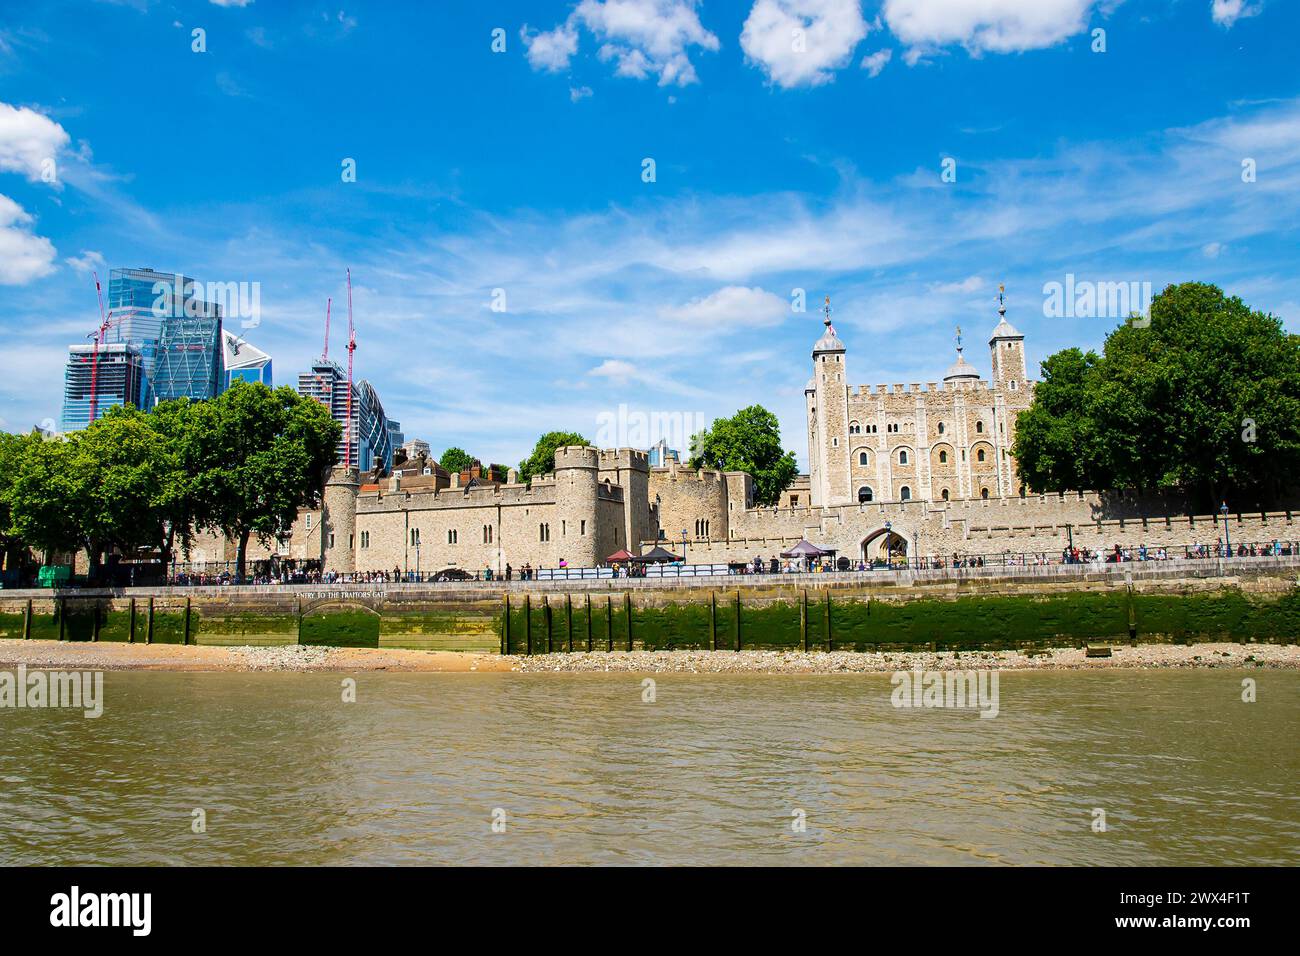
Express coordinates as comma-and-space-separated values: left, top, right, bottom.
501, 589, 838, 655
16, 596, 193, 644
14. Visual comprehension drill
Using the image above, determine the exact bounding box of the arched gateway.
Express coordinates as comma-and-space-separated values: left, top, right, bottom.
861, 529, 909, 565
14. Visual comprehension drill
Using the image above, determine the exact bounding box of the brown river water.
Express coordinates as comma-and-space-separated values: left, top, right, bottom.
0, 670, 1295, 865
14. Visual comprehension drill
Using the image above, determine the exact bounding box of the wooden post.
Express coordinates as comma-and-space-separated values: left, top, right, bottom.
800, 589, 808, 652
183, 596, 192, 646
92, 600, 100, 642
502, 592, 511, 655
525, 593, 532, 655
146, 597, 154, 645
709, 591, 717, 651
57, 597, 65, 642
824, 590, 832, 652
543, 595, 553, 653
734, 590, 741, 652
128, 597, 136, 644
23, 598, 31, 641
605, 594, 613, 652
625, 591, 633, 652
585, 594, 592, 652
1127, 585, 1138, 645
566, 594, 573, 653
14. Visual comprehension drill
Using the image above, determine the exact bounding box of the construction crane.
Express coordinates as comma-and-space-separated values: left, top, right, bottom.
322, 296, 331, 362
87, 271, 124, 425
345, 269, 356, 470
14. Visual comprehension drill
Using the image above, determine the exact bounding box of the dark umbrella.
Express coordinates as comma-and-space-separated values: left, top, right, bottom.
780, 539, 833, 558
634, 545, 683, 563
605, 549, 636, 562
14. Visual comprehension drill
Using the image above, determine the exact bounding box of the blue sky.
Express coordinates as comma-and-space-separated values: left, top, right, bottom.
0, 0, 1297, 470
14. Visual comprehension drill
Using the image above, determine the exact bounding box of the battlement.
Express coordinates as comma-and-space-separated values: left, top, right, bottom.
598, 447, 650, 472
649, 463, 725, 484
849, 380, 1001, 397
554, 445, 600, 470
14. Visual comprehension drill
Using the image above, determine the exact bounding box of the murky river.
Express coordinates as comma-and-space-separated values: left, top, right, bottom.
1, 670, 1295, 865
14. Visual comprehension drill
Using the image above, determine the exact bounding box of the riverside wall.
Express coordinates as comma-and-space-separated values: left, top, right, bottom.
2, 556, 1298, 653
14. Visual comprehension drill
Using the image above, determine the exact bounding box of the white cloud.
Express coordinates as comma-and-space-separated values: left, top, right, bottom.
0, 102, 70, 182
1211, 1, 1263, 28
521, 22, 579, 72
1202, 242, 1225, 258
64, 249, 106, 274
669, 285, 788, 327
883, 0, 1099, 57
860, 47, 892, 77
570, 85, 594, 102
210, 0, 254, 7
741, 0, 870, 88
525, 0, 720, 87
0, 194, 57, 285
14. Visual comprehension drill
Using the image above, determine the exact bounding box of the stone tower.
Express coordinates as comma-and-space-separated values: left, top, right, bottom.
322, 465, 360, 574
988, 285, 1027, 389
809, 295, 848, 508
599, 448, 652, 552
553, 445, 601, 567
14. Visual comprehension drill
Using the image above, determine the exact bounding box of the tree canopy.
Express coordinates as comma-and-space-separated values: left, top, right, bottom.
519, 430, 589, 482
1012, 282, 1300, 508
688, 404, 799, 507
438, 446, 475, 475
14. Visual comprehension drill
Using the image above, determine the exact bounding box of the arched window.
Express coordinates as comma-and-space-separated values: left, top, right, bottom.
977, 449, 986, 463
900, 486, 911, 501
937, 422, 945, 434
858, 486, 873, 503
849, 422, 861, 435
941, 488, 950, 501
980, 487, 989, 499
858, 451, 868, 466
939, 450, 948, 464
976, 421, 984, 433
898, 450, 909, 465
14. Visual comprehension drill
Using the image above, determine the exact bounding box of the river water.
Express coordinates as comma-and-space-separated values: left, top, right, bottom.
1, 670, 1295, 865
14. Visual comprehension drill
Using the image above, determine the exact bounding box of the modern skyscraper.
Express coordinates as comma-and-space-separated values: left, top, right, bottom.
222, 330, 273, 388
298, 360, 395, 473
60, 343, 147, 431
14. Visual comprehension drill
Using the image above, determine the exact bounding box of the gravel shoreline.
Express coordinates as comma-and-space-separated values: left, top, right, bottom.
0, 639, 1294, 673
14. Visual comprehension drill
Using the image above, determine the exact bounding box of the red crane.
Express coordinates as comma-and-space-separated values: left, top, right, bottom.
87, 271, 119, 424
322, 296, 331, 362
345, 269, 356, 470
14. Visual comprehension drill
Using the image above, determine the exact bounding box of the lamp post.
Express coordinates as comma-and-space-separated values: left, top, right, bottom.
681, 529, 689, 565
884, 520, 892, 567
415, 539, 421, 581
1220, 501, 1230, 557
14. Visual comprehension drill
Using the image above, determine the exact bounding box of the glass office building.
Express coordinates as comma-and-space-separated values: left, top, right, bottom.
222, 330, 273, 388
298, 360, 395, 473
60, 343, 148, 431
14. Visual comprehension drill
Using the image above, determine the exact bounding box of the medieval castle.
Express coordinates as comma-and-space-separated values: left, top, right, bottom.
193, 293, 1280, 573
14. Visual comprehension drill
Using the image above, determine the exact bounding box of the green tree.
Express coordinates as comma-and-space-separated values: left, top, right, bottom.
519, 430, 589, 482
438, 446, 475, 475
148, 397, 209, 569
1014, 282, 1300, 507
688, 404, 798, 506
187, 381, 342, 582
0, 431, 35, 572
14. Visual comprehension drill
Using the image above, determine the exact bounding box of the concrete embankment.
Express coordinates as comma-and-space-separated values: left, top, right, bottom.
1, 556, 1297, 653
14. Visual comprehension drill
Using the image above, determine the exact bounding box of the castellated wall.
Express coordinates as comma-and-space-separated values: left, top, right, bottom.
649, 463, 730, 545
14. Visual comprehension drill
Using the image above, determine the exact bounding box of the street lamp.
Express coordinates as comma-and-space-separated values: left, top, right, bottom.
681, 529, 689, 564
1220, 501, 1230, 557
884, 520, 892, 567
415, 539, 421, 581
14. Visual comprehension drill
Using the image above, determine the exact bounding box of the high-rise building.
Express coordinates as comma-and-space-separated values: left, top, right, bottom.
60, 343, 147, 431
104, 267, 225, 405
387, 419, 404, 450
298, 360, 395, 473
222, 330, 273, 388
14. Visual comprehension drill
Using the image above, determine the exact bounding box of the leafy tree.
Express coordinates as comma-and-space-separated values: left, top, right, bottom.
688, 404, 798, 506
438, 446, 475, 475
9, 408, 173, 576
0, 431, 35, 572
519, 430, 589, 482
148, 397, 210, 569
187, 382, 342, 582
1013, 283, 1300, 508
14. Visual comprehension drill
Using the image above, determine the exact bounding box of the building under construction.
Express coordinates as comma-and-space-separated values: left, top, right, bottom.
297, 360, 394, 474
60, 343, 148, 432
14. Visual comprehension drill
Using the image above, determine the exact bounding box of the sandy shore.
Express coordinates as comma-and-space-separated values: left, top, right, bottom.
0, 638, 1295, 673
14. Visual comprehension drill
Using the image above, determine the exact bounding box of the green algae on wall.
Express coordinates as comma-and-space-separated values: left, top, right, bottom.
299, 609, 380, 648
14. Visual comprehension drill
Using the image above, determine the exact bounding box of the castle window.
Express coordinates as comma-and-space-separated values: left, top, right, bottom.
858, 486, 873, 503
328, 533, 335, 549
900, 486, 911, 501
941, 489, 950, 501
483, 525, 493, 543
859, 451, 868, 466
977, 449, 986, 463
540, 523, 550, 542
832, 437, 838, 447
562, 520, 567, 536
937, 422, 945, 435
976, 421, 984, 433
981, 488, 990, 499
447, 529, 458, 544
305, 514, 313, 532
898, 450, 909, 465
580, 520, 586, 536
939, 450, 948, 464
1010, 380, 1017, 390
849, 422, 861, 435
410, 528, 420, 546
348, 534, 354, 550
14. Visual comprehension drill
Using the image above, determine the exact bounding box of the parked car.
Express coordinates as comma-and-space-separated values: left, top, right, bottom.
433, 568, 474, 582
